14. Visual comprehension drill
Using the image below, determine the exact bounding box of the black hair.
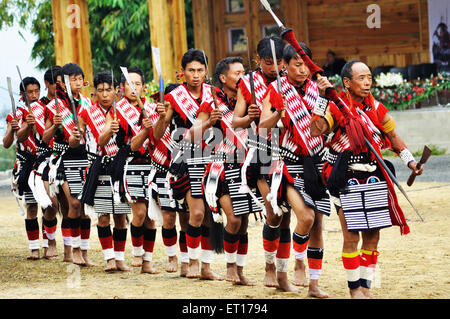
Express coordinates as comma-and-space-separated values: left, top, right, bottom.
120, 66, 145, 85
340, 59, 362, 82
164, 83, 181, 95
213, 56, 244, 87
283, 42, 312, 64
62, 63, 84, 79
19, 77, 40, 93
257, 36, 285, 59
94, 72, 118, 89
181, 49, 208, 69
327, 50, 336, 57
44, 66, 62, 84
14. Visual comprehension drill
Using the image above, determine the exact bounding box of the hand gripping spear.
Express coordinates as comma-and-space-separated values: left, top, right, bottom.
261, 0, 423, 222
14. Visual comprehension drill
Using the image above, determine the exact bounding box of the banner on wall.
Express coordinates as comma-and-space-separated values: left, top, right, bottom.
428, 0, 450, 72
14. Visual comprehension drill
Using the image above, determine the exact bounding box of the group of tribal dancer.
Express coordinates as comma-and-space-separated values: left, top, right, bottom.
3, 24, 424, 299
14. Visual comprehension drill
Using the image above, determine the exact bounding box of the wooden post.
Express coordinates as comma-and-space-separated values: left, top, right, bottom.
51, 0, 94, 97
148, 0, 188, 83
192, 0, 216, 66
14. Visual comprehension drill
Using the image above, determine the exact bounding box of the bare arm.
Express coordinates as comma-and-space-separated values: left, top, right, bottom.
69, 118, 86, 148
130, 118, 153, 152
232, 89, 259, 129
17, 114, 35, 143
98, 113, 118, 147
2, 121, 18, 149
189, 110, 222, 143
153, 102, 173, 141
43, 114, 62, 144
259, 93, 282, 133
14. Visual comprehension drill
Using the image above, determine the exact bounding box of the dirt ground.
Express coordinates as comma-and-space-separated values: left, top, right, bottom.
0, 181, 449, 300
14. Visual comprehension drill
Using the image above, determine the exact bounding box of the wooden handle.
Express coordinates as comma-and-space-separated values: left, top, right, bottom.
406, 162, 423, 187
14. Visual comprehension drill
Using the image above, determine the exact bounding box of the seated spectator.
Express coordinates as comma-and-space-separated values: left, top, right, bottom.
323, 50, 346, 77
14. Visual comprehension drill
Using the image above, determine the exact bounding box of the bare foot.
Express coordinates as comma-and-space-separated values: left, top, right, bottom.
27, 249, 40, 260
180, 262, 189, 277
44, 240, 58, 259
226, 263, 240, 283
63, 245, 73, 263
361, 287, 375, 299
116, 260, 130, 272
104, 259, 117, 272
72, 248, 86, 266
292, 259, 308, 287
186, 259, 201, 278
263, 263, 279, 288
166, 256, 178, 273
141, 261, 161, 274
235, 266, 256, 286
277, 272, 299, 292
350, 288, 368, 299
307, 280, 330, 299
131, 256, 143, 267
200, 264, 224, 281
82, 250, 97, 267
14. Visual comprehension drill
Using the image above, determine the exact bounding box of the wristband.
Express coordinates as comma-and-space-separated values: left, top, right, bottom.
313, 96, 329, 117
399, 148, 415, 167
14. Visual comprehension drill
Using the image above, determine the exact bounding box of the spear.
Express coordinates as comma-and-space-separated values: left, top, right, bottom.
151, 46, 164, 104
50, 67, 60, 114
16, 65, 32, 113
111, 68, 117, 121
6, 77, 17, 121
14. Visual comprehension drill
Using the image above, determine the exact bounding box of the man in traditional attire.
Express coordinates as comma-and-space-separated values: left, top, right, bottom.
20, 67, 63, 260
75, 72, 131, 272
191, 56, 257, 285
232, 36, 288, 288
5, 77, 40, 259
43, 63, 94, 266
311, 60, 424, 298
258, 43, 331, 297
153, 49, 222, 280
100, 66, 159, 274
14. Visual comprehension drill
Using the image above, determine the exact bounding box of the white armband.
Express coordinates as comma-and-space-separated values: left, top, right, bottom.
313, 96, 329, 117
399, 149, 415, 167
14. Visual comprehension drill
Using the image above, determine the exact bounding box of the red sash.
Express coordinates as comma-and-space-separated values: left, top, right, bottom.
81, 102, 118, 156
116, 97, 154, 153
8, 105, 36, 154
46, 98, 77, 142
199, 88, 247, 153
328, 93, 409, 235
268, 76, 323, 156
238, 70, 270, 111
166, 83, 212, 128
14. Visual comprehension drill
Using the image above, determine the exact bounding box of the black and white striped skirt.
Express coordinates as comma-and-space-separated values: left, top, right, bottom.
13, 151, 37, 205
285, 162, 331, 216
336, 169, 392, 232
223, 162, 264, 216
186, 156, 210, 199
124, 159, 152, 202
94, 174, 131, 215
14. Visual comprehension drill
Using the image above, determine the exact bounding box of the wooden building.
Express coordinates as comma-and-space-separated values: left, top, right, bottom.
51, 0, 431, 89
192, 0, 430, 72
